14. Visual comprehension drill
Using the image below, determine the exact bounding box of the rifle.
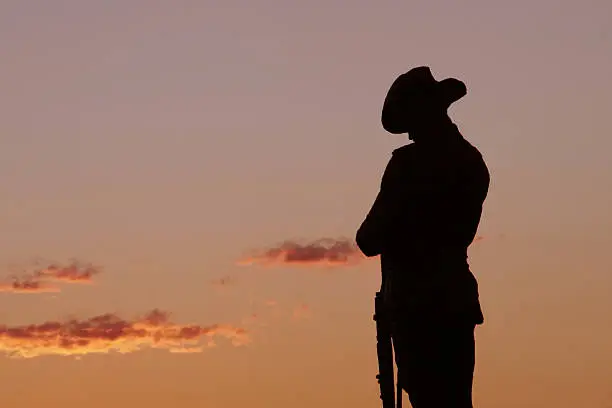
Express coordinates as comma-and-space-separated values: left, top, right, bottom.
374, 290, 402, 408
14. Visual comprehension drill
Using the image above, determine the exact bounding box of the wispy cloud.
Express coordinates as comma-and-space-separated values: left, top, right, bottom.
0, 309, 249, 359
0, 278, 60, 294
34, 262, 100, 284
1, 261, 101, 295
236, 238, 365, 267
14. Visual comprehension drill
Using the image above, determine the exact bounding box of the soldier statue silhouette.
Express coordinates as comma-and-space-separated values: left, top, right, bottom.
357, 66, 490, 408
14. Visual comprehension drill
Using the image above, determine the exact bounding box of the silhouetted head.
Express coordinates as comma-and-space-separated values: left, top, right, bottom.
381, 66, 466, 142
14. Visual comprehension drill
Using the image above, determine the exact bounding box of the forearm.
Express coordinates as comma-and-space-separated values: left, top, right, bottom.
356, 195, 388, 257
356, 191, 412, 257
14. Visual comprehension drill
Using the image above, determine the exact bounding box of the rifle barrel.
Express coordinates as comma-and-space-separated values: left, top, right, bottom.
374, 291, 399, 408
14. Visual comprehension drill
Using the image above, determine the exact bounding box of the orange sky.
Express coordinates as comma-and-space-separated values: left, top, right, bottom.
1, 1, 612, 407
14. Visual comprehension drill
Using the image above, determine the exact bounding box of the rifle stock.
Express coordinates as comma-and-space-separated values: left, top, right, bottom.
374, 291, 402, 408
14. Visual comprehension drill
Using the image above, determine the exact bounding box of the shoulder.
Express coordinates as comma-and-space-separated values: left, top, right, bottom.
388, 143, 417, 167
379, 143, 414, 187
391, 142, 416, 156
385, 143, 418, 172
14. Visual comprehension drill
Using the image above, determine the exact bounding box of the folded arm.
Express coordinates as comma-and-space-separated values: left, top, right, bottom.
355, 154, 403, 257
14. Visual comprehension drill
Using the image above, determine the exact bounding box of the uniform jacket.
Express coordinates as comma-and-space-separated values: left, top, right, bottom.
356, 124, 489, 324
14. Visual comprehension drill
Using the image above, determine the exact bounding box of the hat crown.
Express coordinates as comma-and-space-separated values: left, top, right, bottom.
405, 66, 436, 82
381, 66, 467, 134
392, 66, 440, 94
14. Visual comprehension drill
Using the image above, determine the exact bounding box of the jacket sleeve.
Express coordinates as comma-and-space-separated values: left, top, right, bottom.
437, 150, 490, 248
355, 153, 402, 257
457, 151, 490, 245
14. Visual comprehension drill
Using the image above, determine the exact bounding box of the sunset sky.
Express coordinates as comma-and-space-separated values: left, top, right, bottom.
1, 1, 611, 407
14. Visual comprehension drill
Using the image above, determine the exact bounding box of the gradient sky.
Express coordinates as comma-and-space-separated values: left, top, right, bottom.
1, 1, 612, 407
